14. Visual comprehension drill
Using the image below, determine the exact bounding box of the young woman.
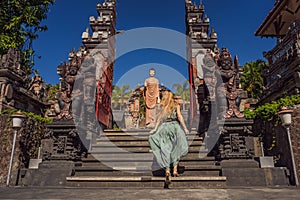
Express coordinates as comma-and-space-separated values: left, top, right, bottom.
148, 90, 189, 185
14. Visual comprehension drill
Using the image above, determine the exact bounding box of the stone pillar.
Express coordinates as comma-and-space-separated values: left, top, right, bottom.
291, 105, 300, 186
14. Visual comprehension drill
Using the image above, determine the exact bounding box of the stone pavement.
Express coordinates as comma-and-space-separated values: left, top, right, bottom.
0, 187, 299, 200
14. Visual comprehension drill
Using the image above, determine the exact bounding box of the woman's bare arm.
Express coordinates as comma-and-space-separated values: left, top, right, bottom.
176, 104, 189, 134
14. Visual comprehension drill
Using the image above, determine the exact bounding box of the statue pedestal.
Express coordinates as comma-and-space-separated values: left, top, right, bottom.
21, 120, 88, 187
42, 120, 88, 161
217, 118, 254, 159
216, 118, 289, 187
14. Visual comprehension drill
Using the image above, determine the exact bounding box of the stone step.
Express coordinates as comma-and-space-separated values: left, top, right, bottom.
172, 160, 218, 166
221, 159, 260, 168
98, 136, 150, 141
68, 130, 223, 188
74, 164, 221, 172
75, 162, 222, 172
222, 168, 266, 177
80, 158, 217, 168
102, 130, 151, 137
84, 152, 214, 162
76, 165, 152, 171
90, 145, 208, 153
85, 152, 216, 160
80, 162, 219, 170
223, 175, 267, 187
94, 139, 203, 147
81, 161, 152, 168
66, 176, 227, 188
74, 170, 222, 177
73, 164, 221, 177
104, 129, 150, 133
97, 135, 203, 142
80, 160, 218, 168
103, 129, 200, 135
91, 146, 151, 153
103, 133, 150, 138
74, 171, 152, 177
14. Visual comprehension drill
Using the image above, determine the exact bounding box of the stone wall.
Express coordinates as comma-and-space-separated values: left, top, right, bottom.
254, 105, 300, 185
291, 105, 300, 185
0, 114, 47, 186
0, 114, 13, 185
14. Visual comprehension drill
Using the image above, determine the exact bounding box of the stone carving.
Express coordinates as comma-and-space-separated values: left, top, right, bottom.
216, 120, 255, 159
45, 99, 60, 118
57, 136, 67, 154
28, 73, 45, 99
0, 48, 51, 106
218, 48, 235, 86
0, 83, 13, 101
196, 48, 245, 135
0, 48, 22, 74
202, 50, 218, 100
127, 88, 141, 128
218, 48, 245, 119
42, 126, 87, 161
0, 48, 50, 115
56, 48, 88, 120
224, 85, 244, 119
196, 50, 218, 134
219, 133, 253, 159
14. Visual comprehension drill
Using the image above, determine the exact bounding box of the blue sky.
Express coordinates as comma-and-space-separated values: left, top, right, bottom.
34, 0, 276, 89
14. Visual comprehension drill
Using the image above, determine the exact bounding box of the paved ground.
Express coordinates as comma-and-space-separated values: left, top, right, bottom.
0, 187, 300, 200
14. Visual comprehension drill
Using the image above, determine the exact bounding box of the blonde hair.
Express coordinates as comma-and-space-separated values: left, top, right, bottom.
158, 90, 177, 118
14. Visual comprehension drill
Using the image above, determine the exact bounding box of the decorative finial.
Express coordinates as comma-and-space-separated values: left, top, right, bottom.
234, 55, 239, 67
200, 0, 204, 9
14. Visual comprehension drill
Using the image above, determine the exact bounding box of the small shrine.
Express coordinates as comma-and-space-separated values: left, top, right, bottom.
125, 83, 169, 129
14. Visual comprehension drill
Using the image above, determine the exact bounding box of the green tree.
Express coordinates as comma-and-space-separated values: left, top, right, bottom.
0, 0, 55, 73
240, 60, 268, 99
112, 85, 131, 110
172, 80, 190, 110
45, 83, 59, 99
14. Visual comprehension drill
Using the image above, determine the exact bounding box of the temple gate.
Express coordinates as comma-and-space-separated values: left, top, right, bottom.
17, 0, 293, 187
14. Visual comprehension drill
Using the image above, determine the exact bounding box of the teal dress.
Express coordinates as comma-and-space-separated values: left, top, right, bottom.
148, 109, 188, 169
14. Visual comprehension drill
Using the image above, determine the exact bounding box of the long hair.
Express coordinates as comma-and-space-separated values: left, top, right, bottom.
158, 90, 177, 118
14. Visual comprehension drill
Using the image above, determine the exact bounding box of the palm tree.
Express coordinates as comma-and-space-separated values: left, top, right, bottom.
240, 60, 268, 99
112, 85, 131, 110
112, 85, 120, 110
172, 80, 190, 110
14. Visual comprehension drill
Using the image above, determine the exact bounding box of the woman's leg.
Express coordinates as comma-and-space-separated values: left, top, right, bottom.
165, 167, 171, 185
173, 164, 179, 177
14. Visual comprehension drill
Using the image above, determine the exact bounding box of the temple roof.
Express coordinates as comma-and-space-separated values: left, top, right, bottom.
255, 0, 300, 37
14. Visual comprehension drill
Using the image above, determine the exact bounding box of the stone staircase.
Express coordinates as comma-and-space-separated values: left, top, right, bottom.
66, 129, 227, 188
